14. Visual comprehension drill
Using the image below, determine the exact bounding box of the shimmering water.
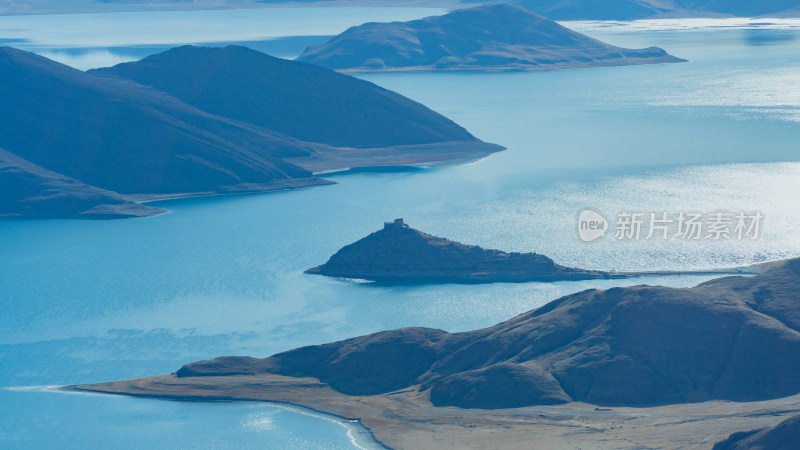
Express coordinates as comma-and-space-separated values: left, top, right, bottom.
2, 9, 800, 449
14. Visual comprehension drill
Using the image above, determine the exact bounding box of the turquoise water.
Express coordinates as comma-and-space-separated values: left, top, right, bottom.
2, 10, 800, 449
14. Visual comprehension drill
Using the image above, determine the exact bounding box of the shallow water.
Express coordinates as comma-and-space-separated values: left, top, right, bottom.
2, 10, 800, 449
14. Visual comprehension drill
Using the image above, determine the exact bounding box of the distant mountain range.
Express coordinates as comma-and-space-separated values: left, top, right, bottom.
0, 46, 500, 219
1, 0, 798, 19
306, 218, 610, 283
512, 0, 800, 20
297, 5, 685, 72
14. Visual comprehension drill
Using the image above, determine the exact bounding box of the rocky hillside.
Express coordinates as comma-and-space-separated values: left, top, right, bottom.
181, 258, 800, 409
92, 45, 479, 148
0, 148, 163, 219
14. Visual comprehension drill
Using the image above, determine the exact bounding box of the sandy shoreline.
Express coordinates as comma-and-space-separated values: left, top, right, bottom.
49, 384, 388, 450
123, 177, 334, 205
64, 373, 800, 449
285, 140, 505, 174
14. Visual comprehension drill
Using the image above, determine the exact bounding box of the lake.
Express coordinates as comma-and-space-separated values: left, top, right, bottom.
1, 8, 800, 449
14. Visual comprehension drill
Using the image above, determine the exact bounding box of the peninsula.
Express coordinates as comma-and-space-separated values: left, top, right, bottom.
68, 258, 800, 448
305, 218, 609, 283
0, 46, 501, 219
297, 5, 685, 72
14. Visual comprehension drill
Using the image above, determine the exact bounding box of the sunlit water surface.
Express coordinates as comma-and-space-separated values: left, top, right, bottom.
2, 10, 800, 449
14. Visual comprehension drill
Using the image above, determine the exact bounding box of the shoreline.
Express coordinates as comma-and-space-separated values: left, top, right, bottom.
332, 55, 687, 74
285, 140, 505, 174
62, 374, 800, 449
125, 177, 335, 205
306, 261, 767, 286
6, 139, 501, 221
57, 384, 389, 450
56, 259, 800, 448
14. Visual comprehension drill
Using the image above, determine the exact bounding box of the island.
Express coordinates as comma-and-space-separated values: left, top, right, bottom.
67, 258, 800, 448
0, 46, 501, 219
305, 218, 610, 283
296, 5, 686, 72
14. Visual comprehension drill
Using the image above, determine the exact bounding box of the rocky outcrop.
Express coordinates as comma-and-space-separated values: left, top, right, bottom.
305, 218, 608, 283
180, 258, 800, 409
297, 5, 685, 72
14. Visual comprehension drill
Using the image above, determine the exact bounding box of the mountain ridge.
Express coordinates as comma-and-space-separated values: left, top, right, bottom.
177, 258, 800, 409
91, 45, 480, 148
0, 46, 320, 195
67, 258, 800, 448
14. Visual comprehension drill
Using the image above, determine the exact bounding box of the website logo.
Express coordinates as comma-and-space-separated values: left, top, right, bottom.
578, 210, 608, 242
